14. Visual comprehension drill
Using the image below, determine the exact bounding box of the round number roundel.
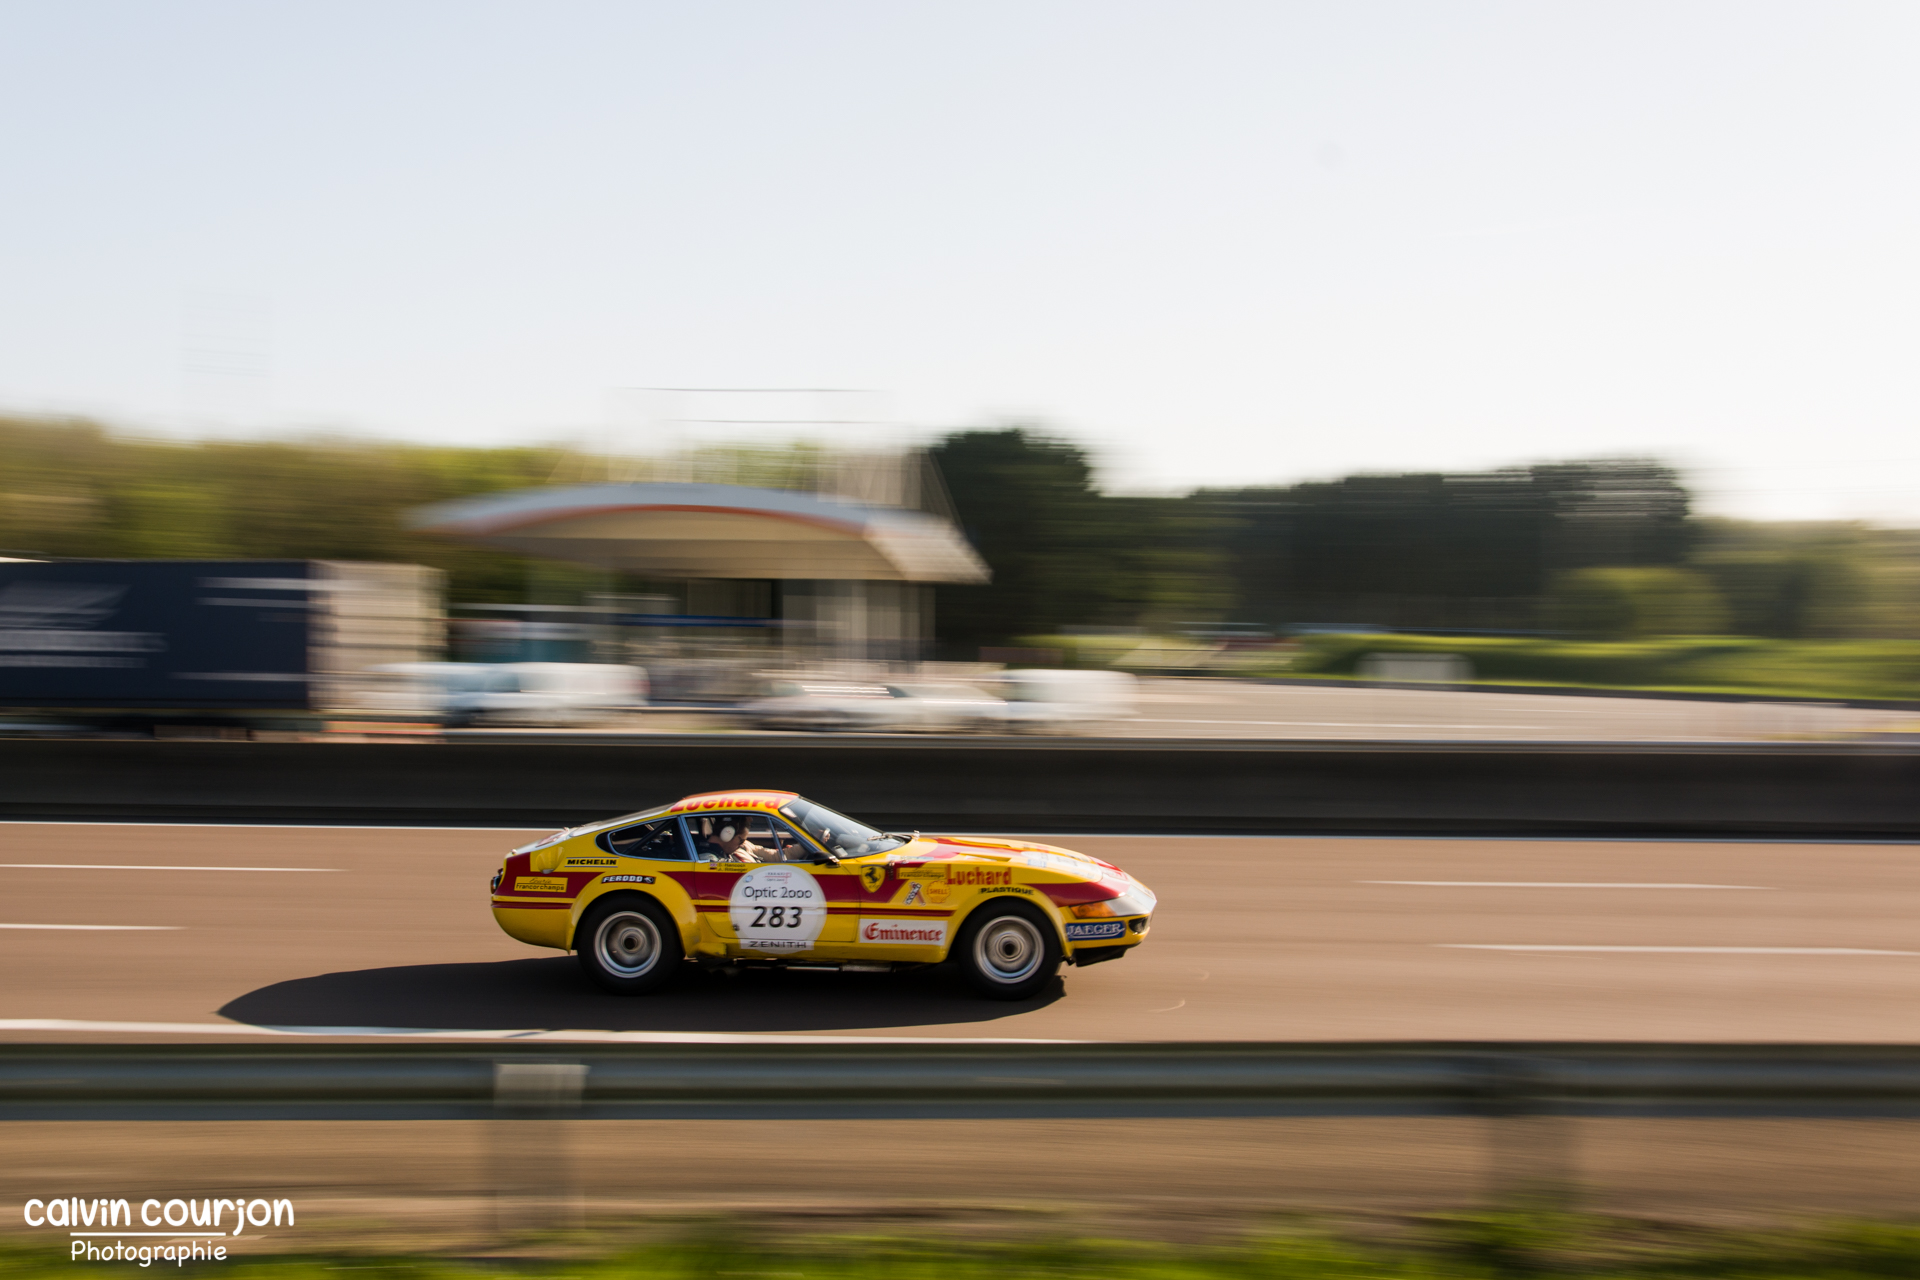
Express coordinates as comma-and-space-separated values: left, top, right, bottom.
729, 865, 825, 952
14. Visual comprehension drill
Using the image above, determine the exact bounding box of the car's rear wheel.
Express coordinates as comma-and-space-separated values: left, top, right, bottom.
576, 895, 682, 994
956, 900, 1061, 1000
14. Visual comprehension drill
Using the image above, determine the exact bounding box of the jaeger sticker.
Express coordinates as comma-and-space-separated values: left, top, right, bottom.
1064, 920, 1127, 941
729, 865, 825, 953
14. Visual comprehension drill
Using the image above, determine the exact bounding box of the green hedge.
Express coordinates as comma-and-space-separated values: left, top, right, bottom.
1275, 635, 1920, 703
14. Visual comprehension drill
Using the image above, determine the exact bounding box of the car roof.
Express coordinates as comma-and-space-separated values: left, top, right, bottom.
666, 790, 802, 815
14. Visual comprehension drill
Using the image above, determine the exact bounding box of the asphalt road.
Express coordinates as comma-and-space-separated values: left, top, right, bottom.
0, 823, 1915, 1043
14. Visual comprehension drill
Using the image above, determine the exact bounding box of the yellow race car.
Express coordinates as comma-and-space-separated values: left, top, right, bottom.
489, 790, 1156, 999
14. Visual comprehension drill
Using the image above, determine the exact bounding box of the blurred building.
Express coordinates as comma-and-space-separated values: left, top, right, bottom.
409, 475, 988, 666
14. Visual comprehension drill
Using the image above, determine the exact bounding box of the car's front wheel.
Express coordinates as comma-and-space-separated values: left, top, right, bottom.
956, 900, 1061, 1000
576, 895, 683, 994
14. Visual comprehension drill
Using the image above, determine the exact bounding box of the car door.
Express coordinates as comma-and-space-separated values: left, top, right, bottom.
685, 812, 865, 956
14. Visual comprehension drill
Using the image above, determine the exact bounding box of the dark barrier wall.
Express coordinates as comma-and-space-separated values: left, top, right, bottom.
3, 737, 1918, 836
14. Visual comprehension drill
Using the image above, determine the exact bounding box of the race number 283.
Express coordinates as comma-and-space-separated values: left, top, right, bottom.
729, 865, 826, 951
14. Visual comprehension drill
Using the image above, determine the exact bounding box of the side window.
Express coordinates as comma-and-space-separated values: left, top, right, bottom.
687, 813, 748, 862
598, 819, 690, 860
754, 815, 820, 863
687, 813, 822, 863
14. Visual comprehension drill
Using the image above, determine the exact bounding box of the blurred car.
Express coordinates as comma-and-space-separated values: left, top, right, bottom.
376, 661, 646, 726
490, 789, 1157, 998
742, 679, 1004, 732
989, 668, 1137, 732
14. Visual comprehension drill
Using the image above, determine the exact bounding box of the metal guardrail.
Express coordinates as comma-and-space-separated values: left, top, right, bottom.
6, 737, 1920, 835
3, 1042, 1918, 1122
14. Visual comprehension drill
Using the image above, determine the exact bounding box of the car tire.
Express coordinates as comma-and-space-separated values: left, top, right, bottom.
576, 895, 683, 995
955, 900, 1061, 1000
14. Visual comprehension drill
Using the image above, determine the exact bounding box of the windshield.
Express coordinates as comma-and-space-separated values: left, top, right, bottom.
778, 797, 908, 857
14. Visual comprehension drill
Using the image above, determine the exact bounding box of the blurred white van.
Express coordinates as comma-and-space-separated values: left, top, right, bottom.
991, 668, 1137, 732
375, 662, 647, 726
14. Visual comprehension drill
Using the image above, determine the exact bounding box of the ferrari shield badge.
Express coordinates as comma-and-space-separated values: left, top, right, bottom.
859, 864, 887, 893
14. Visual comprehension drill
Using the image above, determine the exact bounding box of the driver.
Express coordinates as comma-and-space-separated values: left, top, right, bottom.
706, 818, 769, 863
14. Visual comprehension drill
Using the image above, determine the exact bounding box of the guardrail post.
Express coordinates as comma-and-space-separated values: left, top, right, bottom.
1477, 1054, 1576, 1211
491, 1061, 588, 1238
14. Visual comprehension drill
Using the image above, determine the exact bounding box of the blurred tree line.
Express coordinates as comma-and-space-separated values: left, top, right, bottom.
4, 414, 1916, 646
0, 414, 596, 602
935, 427, 1920, 648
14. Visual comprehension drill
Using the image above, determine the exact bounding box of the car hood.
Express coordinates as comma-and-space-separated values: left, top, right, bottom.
878, 833, 1133, 885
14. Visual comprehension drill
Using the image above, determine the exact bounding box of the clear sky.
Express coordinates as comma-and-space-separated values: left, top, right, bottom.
2, 2, 1916, 520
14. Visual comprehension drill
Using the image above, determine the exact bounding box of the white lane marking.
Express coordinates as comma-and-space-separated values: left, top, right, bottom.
1438, 944, 1919, 955
0, 864, 339, 873
1140, 719, 1533, 729
1368, 880, 1772, 889
0, 924, 181, 931
0, 1018, 1083, 1045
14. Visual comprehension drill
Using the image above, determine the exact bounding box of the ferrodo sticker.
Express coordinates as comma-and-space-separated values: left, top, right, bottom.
729, 865, 824, 953
599, 874, 655, 884
23, 1195, 294, 1265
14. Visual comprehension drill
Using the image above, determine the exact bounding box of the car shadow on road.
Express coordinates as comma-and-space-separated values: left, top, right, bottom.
216, 957, 1063, 1034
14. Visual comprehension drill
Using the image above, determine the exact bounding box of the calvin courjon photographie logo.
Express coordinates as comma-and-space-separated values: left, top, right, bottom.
23, 1196, 295, 1265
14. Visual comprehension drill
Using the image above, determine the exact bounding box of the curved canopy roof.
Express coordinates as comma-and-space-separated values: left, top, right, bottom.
410, 482, 989, 583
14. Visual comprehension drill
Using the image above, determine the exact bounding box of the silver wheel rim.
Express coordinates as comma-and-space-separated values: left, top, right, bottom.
973, 914, 1044, 984
594, 910, 662, 978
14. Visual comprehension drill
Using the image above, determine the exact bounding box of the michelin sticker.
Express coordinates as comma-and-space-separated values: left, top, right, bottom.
1065, 920, 1127, 941
730, 864, 825, 953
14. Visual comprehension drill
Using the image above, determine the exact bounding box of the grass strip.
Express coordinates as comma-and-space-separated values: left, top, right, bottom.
13, 1215, 1920, 1280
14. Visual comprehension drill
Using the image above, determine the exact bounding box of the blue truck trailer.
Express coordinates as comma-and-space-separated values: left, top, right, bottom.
0, 559, 441, 732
